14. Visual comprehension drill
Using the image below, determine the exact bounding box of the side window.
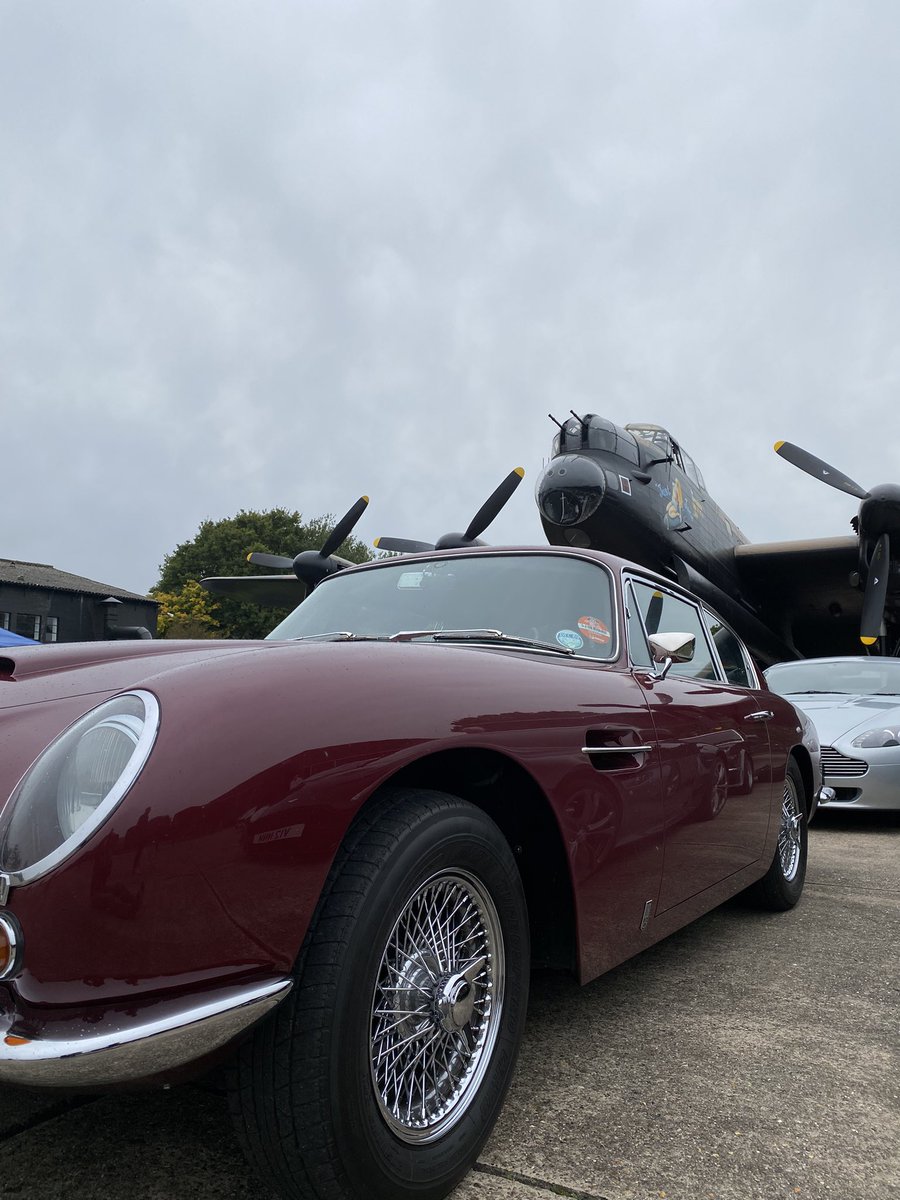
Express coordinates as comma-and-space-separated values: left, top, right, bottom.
630, 581, 718, 680
703, 609, 754, 687
625, 584, 653, 667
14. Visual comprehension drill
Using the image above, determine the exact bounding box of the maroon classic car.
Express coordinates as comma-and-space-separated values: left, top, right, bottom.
0, 546, 819, 1200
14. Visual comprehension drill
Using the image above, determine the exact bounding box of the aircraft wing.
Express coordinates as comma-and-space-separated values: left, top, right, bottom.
734, 536, 861, 654
200, 574, 308, 609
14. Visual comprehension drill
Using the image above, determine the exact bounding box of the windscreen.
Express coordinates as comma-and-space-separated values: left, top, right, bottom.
766, 659, 900, 696
268, 554, 617, 659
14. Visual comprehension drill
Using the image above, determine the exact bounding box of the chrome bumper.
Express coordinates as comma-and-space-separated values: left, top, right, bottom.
0, 977, 291, 1088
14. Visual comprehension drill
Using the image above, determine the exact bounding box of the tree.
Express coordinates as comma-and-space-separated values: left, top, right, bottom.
154, 579, 221, 639
154, 508, 373, 639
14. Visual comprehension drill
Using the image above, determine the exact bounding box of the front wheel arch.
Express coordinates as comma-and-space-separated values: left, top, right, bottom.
228, 787, 530, 1200
380, 748, 577, 974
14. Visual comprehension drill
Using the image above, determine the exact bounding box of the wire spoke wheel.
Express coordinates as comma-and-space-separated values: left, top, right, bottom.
744, 760, 808, 911
370, 869, 504, 1143
778, 773, 803, 882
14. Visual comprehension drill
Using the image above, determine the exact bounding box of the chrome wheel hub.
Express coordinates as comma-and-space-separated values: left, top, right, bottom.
435, 956, 486, 1032
369, 870, 504, 1143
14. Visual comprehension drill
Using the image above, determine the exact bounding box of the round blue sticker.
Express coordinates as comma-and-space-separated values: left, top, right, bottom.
556, 629, 584, 650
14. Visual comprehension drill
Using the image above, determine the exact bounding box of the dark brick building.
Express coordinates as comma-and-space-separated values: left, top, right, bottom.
0, 560, 158, 643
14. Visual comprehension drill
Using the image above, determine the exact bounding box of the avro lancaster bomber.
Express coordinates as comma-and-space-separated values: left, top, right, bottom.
536, 413, 900, 664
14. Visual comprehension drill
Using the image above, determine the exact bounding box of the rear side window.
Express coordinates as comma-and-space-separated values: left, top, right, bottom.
703, 609, 755, 688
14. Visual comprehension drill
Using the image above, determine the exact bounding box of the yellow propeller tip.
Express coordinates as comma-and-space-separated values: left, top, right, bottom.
773, 440, 784, 452
860, 636, 878, 645
514, 467, 525, 478
373, 537, 381, 548
362, 495, 369, 503
246, 553, 253, 562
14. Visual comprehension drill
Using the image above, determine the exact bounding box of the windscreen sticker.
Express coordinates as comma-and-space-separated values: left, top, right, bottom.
556, 629, 584, 650
577, 615, 611, 644
397, 572, 424, 589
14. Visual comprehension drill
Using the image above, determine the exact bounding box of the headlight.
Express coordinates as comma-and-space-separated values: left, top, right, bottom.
851, 725, 900, 749
0, 691, 159, 885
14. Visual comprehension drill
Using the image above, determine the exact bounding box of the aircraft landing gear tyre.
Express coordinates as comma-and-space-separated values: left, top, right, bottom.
745, 760, 808, 911
228, 788, 530, 1200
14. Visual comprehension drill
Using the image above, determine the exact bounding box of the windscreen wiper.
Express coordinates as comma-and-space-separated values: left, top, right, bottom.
288, 631, 384, 642
389, 628, 575, 656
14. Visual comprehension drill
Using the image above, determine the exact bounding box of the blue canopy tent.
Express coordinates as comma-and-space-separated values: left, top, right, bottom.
0, 628, 39, 646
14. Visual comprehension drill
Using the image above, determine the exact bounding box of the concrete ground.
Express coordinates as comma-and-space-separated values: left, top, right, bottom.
0, 808, 896, 1200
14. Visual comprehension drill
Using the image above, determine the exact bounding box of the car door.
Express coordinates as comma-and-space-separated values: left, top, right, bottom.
624, 578, 775, 914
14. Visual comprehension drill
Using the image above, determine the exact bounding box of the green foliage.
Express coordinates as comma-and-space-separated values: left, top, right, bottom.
155, 508, 373, 639
153, 580, 222, 639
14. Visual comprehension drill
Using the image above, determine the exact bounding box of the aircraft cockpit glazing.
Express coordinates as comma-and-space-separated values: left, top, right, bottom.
552, 415, 641, 464
626, 423, 707, 493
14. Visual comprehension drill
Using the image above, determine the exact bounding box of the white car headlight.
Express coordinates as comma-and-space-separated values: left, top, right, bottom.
0, 691, 159, 884
851, 725, 900, 749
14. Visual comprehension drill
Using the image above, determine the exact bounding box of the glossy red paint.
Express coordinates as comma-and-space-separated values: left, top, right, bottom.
0, 549, 813, 1056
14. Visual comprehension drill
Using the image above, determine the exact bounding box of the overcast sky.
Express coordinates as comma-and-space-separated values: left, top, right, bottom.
3, 1, 899, 595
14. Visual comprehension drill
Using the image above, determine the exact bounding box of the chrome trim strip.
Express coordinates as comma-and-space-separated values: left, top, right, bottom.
581, 745, 653, 755
0, 977, 291, 1087
0, 912, 22, 980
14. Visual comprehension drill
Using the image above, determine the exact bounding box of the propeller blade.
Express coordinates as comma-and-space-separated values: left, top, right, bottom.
645, 590, 664, 636
200, 575, 308, 608
247, 552, 294, 570
774, 442, 869, 500
860, 533, 890, 645
320, 496, 370, 560
464, 468, 525, 542
373, 537, 435, 554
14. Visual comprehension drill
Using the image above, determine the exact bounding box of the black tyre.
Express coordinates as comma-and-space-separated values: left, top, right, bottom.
228, 788, 530, 1200
745, 759, 808, 910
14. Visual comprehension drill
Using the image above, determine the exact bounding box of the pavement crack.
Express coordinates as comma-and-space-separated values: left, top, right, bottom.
808, 883, 900, 898
473, 1161, 610, 1199
0, 1097, 96, 1143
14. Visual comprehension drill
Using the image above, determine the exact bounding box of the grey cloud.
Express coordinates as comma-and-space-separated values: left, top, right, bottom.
2, 1, 898, 591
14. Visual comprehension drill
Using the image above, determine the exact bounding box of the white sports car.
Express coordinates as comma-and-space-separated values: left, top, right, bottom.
765, 657, 900, 811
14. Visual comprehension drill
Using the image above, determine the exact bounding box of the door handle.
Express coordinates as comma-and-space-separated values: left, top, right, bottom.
744, 710, 774, 722
581, 745, 653, 755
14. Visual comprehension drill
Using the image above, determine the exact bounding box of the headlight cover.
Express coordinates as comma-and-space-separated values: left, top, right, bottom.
0, 691, 159, 885
851, 725, 900, 749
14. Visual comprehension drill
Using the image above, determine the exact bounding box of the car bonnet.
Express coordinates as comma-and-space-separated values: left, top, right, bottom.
786, 693, 900, 744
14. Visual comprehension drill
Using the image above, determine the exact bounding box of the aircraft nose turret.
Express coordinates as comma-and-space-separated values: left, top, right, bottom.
536, 454, 607, 529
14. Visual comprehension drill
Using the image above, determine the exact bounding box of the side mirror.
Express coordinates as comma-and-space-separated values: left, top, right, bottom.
648, 632, 695, 680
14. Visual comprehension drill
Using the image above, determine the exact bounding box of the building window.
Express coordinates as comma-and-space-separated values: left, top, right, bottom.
0, 612, 9, 630
15, 613, 42, 641
44, 616, 59, 643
